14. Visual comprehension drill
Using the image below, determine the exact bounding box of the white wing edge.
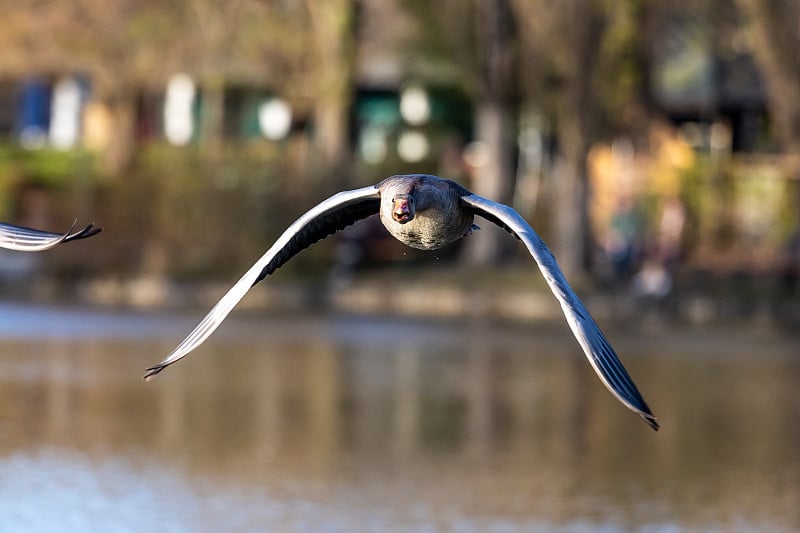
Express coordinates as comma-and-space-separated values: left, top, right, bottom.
461, 194, 658, 430
0, 221, 78, 251
143, 184, 381, 380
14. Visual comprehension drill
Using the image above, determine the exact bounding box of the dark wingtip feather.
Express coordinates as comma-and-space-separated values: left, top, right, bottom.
142, 365, 165, 382
80, 225, 103, 239
642, 413, 660, 431
63, 223, 102, 242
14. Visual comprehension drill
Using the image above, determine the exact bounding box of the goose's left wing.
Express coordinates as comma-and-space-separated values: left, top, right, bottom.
143, 184, 381, 380
461, 194, 659, 430
0, 221, 101, 251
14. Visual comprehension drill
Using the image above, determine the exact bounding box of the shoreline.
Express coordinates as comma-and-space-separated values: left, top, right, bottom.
1, 274, 797, 343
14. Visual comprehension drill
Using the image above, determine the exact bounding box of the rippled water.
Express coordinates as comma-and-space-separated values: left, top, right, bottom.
0, 303, 798, 532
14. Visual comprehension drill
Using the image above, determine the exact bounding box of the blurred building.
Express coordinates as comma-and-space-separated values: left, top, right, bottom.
0, 2, 796, 289
651, 14, 767, 153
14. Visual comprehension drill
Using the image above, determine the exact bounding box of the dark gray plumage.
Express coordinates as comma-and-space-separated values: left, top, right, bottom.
144, 174, 658, 431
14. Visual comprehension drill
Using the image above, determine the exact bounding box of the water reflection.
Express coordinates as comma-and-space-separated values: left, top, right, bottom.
0, 308, 798, 532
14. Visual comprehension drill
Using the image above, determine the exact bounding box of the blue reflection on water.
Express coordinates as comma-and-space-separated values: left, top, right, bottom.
0, 302, 187, 339
4, 452, 782, 533
0, 450, 662, 533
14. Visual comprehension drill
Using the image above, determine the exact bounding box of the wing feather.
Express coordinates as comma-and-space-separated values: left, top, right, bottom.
0, 221, 101, 251
143, 185, 381, 380
461, 194, 659, 430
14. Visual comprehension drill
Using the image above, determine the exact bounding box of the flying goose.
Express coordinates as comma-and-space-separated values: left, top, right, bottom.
0, 221, 101, 251
144, 174, 659, 430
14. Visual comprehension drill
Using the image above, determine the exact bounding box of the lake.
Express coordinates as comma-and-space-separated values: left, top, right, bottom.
0, 302, 798, 532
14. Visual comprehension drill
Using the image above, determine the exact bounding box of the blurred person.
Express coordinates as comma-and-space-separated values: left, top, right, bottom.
772, 223, 800, 325
780, 225, 800, 295
656, 195, 687, 274
631, 196, 687, 304
632, 257, 672, 300
603, 194, 643, 283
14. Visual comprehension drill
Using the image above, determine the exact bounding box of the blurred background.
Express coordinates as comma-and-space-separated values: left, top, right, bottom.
0, 0, 798, 320
0, 1, 798, 532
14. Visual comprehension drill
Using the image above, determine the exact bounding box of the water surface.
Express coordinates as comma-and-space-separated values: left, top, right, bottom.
0, 303, 798, 532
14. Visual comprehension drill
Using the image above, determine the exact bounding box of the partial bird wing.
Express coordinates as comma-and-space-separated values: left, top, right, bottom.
461, 194, 659, 430
0, 221, 101, 251
143, 184, 382, 380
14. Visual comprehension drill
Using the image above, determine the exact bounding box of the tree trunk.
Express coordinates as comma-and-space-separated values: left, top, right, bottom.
304, 0, 356, 185
464, 0, 517, 266
466, 100, 515, 264
552, 142, 591, 281
551, 0, 605, 280
102, 94, 136, 177
200, 77, 225, 162
313, 97, 350, 175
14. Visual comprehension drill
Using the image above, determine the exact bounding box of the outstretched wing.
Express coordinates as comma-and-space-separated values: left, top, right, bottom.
0, 221, 101, 251
143, 184, 382, 380
461, 194, 659, 431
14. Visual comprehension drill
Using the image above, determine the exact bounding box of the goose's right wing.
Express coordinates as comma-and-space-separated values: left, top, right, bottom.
143, 184, 381, 380
461, 194, 659, 431
0, 221, 101, 251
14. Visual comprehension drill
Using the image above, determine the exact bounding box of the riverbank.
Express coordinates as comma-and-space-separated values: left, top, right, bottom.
6, 265, 798, 332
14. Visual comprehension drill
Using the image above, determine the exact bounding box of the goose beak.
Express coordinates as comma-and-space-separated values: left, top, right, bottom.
392, 198, 413, 223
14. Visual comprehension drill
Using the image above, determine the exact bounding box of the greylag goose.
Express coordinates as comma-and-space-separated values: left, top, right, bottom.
0, 221, 101, 251
144, 174, 659, 430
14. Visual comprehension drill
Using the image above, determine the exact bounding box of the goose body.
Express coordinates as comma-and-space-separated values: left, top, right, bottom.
378, 175, 475, 249
144, 174, 659, 431
0, 221, 101, 251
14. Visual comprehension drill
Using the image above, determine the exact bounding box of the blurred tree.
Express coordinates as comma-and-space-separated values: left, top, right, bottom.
465, 0, 518, 265
401, 0, 518, 265
512, 0, 611, 279
302, 0, 357, 184
403, 0, 655, 274
735, 0, 800, 155
550, 0, 606, 279
513, 0, 663, 278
